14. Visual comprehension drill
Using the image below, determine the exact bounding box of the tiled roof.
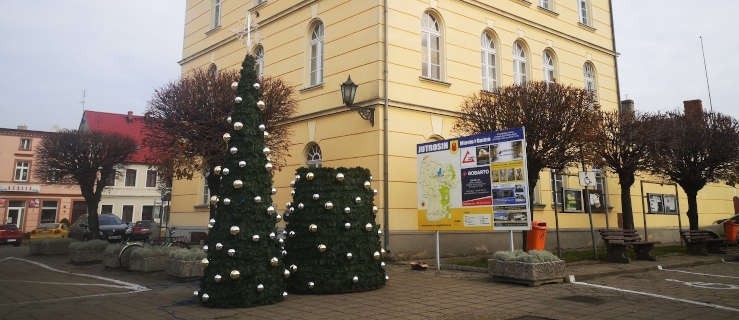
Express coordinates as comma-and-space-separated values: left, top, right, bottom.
80, 110, 154, 164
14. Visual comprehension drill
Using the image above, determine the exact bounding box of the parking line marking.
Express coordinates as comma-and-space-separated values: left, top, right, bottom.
657, 265, 739, 279
571, 279, 739, 313
0, 257, 150, 306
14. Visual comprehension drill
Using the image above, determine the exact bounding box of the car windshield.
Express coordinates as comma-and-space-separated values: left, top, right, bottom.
99, 215, 123, 225
38, 223, 58, 229
135, 221, 152, 227
0, 225, 17, 230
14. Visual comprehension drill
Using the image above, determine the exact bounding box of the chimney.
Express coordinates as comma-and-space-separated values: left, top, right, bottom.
17, 125, 28, 130
683, 99, 703, 118
126, 111, 134, 123
619, 99, 634, 116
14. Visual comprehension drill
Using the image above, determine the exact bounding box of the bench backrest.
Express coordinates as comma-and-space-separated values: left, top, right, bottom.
598, 229, 644, 244
680, 229, 720, 241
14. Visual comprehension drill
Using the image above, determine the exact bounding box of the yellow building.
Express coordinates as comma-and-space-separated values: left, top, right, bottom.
172, 0, 737, 256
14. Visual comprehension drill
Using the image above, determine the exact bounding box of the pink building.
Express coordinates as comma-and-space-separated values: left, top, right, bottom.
0, 126, 86, 232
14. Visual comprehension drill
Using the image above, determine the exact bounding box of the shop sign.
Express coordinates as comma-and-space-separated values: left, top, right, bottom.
0, 184, 41, 193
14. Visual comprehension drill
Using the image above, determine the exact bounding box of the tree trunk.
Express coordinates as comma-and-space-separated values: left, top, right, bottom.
523, 162, 542, 251
618, 172, 636, 230
86, 201, 100, 239
685, 189, 699, 230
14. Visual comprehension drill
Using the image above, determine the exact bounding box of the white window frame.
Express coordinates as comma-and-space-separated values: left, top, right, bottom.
146, 170, 157, 188
14, 160, 30, 182
255, 45, 264, 78
421, 12, 442, 80
125, 169, 137, 187
212, 0, 222, 29
20, 138, 31, 150
202, 178, 211, 205
305, 142, 322, 168
542, 50, 555, 83
309, 21, 324, 86
578, 0, 590, 25
539, 0, 554, 10
513, 41, 528, 85
583, 62, 597, 94
481, 32, 497, 91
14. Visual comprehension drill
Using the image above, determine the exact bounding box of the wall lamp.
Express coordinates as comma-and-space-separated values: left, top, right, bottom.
341, 75, 374, 126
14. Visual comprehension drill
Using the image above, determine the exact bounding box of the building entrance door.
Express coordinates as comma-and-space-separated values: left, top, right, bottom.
7, 201, 25, 229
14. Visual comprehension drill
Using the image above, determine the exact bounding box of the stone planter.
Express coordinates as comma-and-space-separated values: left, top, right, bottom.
69, 248, 104, 264
488, 259, 566, 286
103, 245, 123, 268
29, 238, 72, 255
165, 258, 204, 279
129, 255, 168, 272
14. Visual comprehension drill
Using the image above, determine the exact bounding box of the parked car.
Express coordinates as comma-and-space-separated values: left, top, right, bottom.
129, 220, 161, 242
69, 214, 129, 242
30, 223, 69, 239
706, 213, 739, 237
0, 224, 24, 246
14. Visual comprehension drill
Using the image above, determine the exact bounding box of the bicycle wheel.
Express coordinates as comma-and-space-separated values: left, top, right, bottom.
119, 242, 143, 266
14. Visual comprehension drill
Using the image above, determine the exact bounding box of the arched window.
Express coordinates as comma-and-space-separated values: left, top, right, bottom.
254, 45, 264, 78
309, 21, 324, 86
305, 142, 322, 168
481, 31, 497, 91
512, 41, 528, 85
578, 0, 591, 25
583, 61, 597, 93
542, 50, 556, 83
207, 63, 218, 79
421, 11, 442, 80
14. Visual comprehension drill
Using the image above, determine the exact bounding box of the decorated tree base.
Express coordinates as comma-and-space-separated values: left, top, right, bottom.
285, 167, 387, 294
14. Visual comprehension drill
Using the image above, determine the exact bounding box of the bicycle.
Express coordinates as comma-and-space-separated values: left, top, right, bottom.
118, 227, 190, 266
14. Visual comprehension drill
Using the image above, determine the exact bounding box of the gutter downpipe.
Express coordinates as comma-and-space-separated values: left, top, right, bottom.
608, 0, 622, 109
382, 0, 390, 252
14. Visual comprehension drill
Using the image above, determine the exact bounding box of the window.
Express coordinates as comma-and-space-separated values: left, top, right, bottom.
540, 0, 554, 10
481, 31, 497, 91
20, 138, 31, 150
46, 168, 61, 183
542, 50, 556, 83
101, 205, 113, 214
578, 0, 590, 25
122, 205, 134, 223
421, 11, 442, 80
305, 142, 322, 168
14, 160, 30, 181
142, 206, 154, 221
105, 170, 116, 187
552, 170, 565, 210
309, 21, 324, 86
255, 45, 264, 78
583, 62, 597, 94
146, 170, 157, 188
512, 41, 528, 85
212, 0, 222, 29
202, 179, 211, 205
125, 169, 137, 187
40, 201, 58, 223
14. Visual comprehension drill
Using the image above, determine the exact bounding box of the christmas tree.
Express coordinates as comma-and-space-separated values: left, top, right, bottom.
195, 55, 287, 308
284, 167, 387, 293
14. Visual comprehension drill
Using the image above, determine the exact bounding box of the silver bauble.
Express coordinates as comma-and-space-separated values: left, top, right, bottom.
355, 196, 362, 204
288, 231, 296, 238
258, 124, 266, 131
257, 284, 264, 292
289, 264, 298, 272
231, 81, 239, 90
214, 274, 222, 282
308, 224, 318, 232
283, 269, 291, 278
229, 147, 238, 155
223, 198, 231, 205
270, 257, 279, 266
282, 291, 288, 297
336, 173, 345, 181
307, 281, 315, 289
207, 223, 213, 229
265, 163, 273, 171
234, 96, 243, 103
222, 133, 231, 143
256, 100, 265, 110
269, 232, 276, 239
215, 243, 223, 250
201, 293, 210, 302
262, 147, 271, 155
344, 207, 351, 214
201, 258, 209, 266
370, 175, 374, 181
295, 174, 301, 181
222, 168, 230, 175
254, 195, 262, 203
214, 166, 222, 175
317, 244, 327, 252
297, 203, 304, 209
290, 190, 295, 196
275, 214, 282, 222
306, 172, 315, 181
374, 189, 378, 196
238, 160, 246, 168
380, 261, 387, 269
226, 116, 232, 124
285, 201, 292, 208
267, 206, 276, 214
271, 187, 277, 195
230, 270, 240, 280
346, 252, 353, 260
252, 234, 260, 242
289, 207, 295, 213
193, 290, 199, 297
233, 180, 243, 189
344, 222, 351, 230
312, 193, 320, 200
209, 218, 216, 224
365, 223, 373, 231
372, 206, 379, 214
253, 82, 260, 89
385, 275, 390, 280
373, 251, 381, 260
281, 249, 288, 256
378, 229, 383, 235
352, 276, 359, 283
227, 248, 236, 257
364, 181, 371, 189
202, 244, 208, 252
324, 202, 333, 210
381, 248, 387, 255
233, 122, 244, 131
209, 195, 219, 204
278, 238, 285, 245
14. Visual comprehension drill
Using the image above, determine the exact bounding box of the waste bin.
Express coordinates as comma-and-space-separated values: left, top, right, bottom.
724, 220, 738, 244
526, 220, 547, 251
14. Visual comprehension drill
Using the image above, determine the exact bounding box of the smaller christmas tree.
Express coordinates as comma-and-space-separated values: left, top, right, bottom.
195, 54, 287, 308
284, 167, 387, 293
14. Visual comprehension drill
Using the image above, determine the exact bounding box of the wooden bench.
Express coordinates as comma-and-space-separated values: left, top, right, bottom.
679, 229, 725, 255
598, 229, 659, 263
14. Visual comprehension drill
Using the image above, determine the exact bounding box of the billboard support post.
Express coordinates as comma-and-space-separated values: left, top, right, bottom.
435, 231, 441, 272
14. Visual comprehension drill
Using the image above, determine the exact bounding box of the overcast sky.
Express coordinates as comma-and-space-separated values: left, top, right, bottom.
0, 1, 736, 132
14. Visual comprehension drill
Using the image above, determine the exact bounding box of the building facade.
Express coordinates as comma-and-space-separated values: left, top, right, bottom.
172, 0, 736, 255
0, 127, 86, 232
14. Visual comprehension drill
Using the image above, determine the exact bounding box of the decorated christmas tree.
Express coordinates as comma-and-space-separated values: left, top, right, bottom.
195, 55, 287, 308
284, 167, 387, 294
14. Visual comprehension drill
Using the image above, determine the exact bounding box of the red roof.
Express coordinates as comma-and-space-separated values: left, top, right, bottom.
80, 110, 155, 164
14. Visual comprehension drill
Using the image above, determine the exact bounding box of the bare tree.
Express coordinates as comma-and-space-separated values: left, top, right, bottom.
592, 110, 653, 229
34, 130, 137, 235
144, 62, 296, 218
644, 110, 739, 230
454, 81, 601, 249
